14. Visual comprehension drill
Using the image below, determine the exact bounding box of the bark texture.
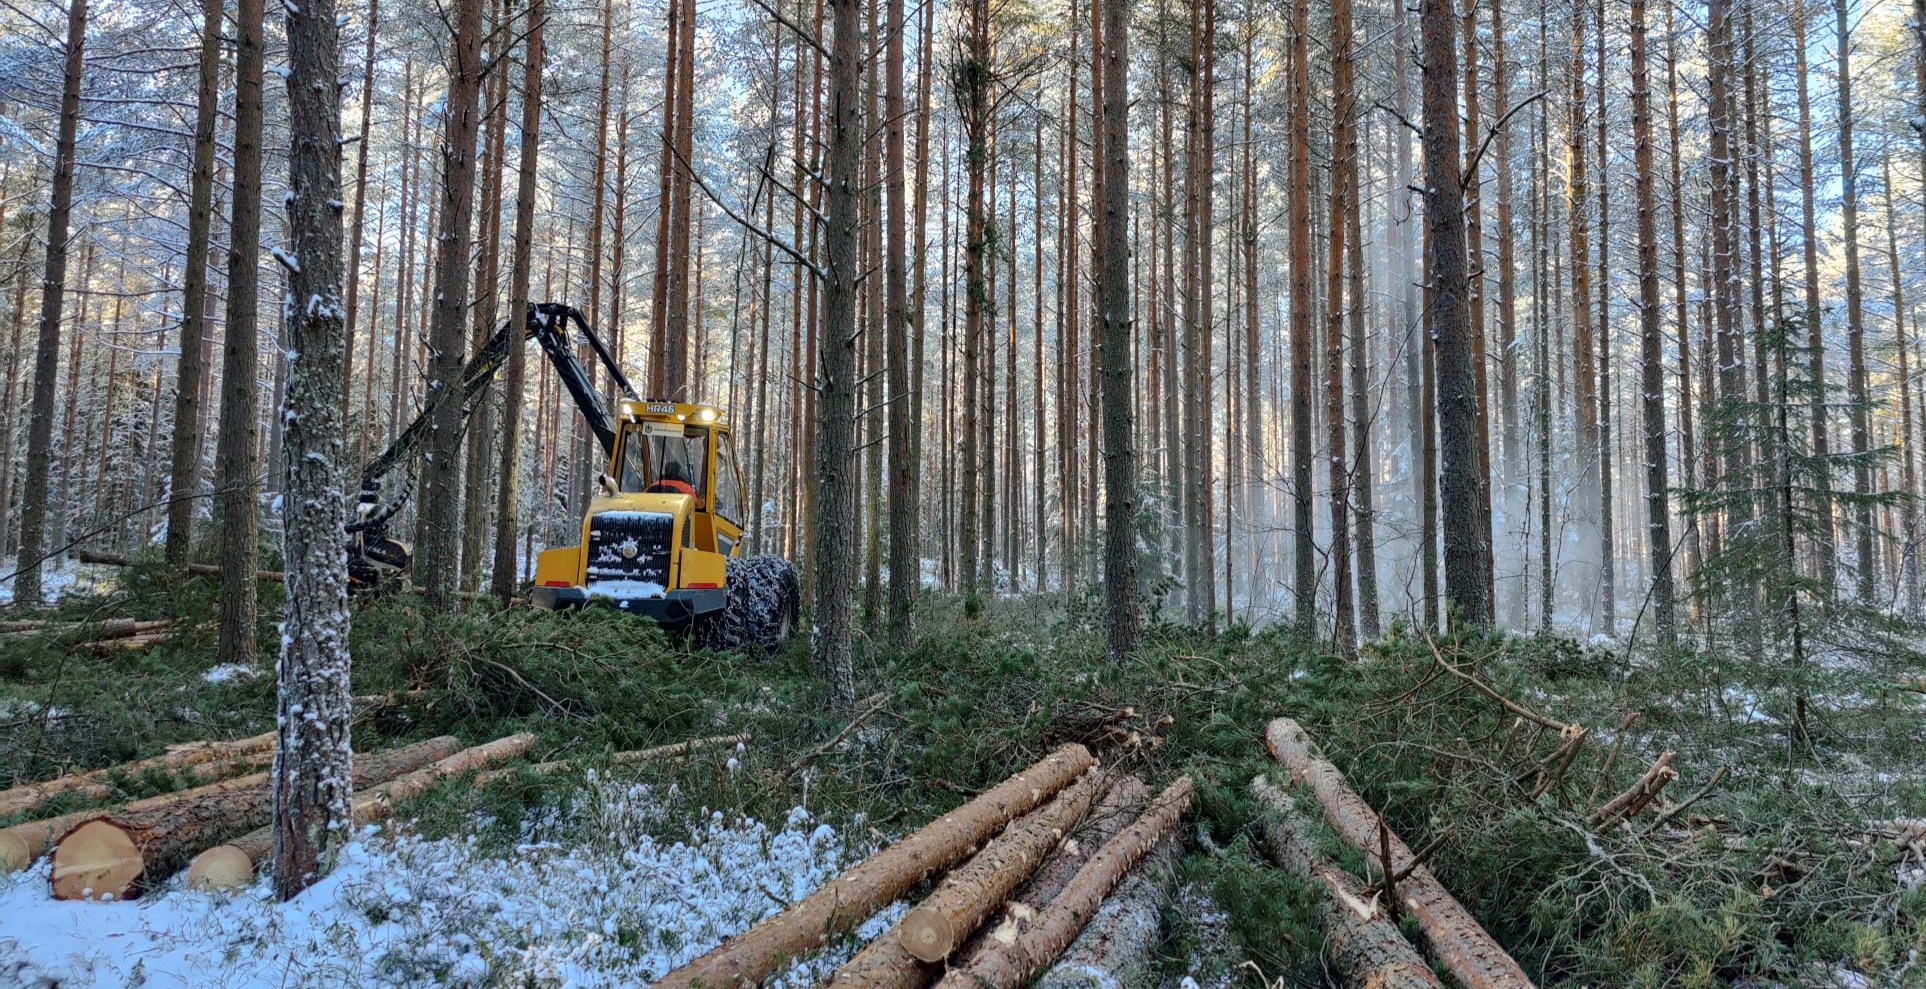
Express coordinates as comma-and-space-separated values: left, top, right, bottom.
929, 776, 1193, 989
653, 745, 1096, 989
810, 0, 862, 708
164, 0, 222, 568
1264, 718, 1532, 989
214, 0, 266, 668
1421, 0, 1492, 625
826, 770, 1104, 989
491, 0, 544, 604
1096, 0, 1137, 659
416, 0, 486, 609
1030, 835, 1176, 989
275, 0, 356, 898
1251, 777, 1446, 989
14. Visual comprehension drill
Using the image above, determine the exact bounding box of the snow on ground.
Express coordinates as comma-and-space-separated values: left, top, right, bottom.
0, 779, 901, 989
0, 558, 113, 607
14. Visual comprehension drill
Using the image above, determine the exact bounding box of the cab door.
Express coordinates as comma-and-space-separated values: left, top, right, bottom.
707, 430, 746, 558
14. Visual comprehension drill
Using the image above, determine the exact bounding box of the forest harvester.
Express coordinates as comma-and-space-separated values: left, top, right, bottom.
345, 301, 800, 652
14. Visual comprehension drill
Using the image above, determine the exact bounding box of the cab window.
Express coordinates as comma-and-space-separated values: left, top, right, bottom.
712, 432, 744, 524
617, 421, 710, 507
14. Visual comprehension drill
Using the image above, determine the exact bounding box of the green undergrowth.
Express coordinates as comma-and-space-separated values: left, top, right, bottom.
4, 562, 1926, 987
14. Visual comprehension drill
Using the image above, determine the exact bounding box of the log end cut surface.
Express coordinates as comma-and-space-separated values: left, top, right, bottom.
185, 844, 253, 892
899, 905, 960, 962
50, 819, 143, 901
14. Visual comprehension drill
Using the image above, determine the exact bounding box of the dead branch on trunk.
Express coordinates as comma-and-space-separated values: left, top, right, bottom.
1264, 717, 1535, 989
652, 744, 1097, 989
1251, 776, 1445, 989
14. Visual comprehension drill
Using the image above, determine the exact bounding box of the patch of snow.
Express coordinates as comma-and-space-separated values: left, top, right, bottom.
0, 786, 898, 988
203, 663, 259, 684
586, 579, 667, 600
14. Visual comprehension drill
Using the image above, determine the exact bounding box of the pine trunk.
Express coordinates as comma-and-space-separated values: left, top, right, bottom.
1630, 0, 1675, 641
417, 0, 485, 610
165, 0, 221, 569
12, 0, 87, 606
275, 0, 356, 896
214, 0, 265, 667
1423, 0, 1492, 626
492, 0, 544, 604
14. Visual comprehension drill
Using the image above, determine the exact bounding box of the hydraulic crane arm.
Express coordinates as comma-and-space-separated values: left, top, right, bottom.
348, 301, 635, 538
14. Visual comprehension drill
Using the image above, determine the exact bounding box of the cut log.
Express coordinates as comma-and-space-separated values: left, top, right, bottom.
1587, 752, 1676, 831
0, 730, 276, 818
652, 744, 1097, 989
1251, 776, 1446, 989
1264, 717, 1535, 989
822, 770, 1106, 989
2, 771, 265, 874
0, 748, 269, 823
0, 618, 175, 644
48, 735, 461, 900
948, 777, 1151, 976
1031, 833, 1177, 989
469, 733, 752, 786
929, 777, 1193, 989
76, 549, 287, 582
184, 732, 538, 891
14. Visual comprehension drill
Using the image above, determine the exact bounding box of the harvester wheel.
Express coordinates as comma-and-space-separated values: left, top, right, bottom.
696, 556, 799, 656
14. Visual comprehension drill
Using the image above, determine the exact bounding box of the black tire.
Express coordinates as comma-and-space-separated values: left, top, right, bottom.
695, 556, 799, 656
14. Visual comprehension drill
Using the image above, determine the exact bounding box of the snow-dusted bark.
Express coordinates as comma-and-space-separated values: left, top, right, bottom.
273, 0, 355, 901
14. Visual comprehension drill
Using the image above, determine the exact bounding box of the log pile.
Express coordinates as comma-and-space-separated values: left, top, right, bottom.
186, 732, 538, 891
0, 617, 178, 653
1264, 717, 1535, 989
47, 736, 463, 900
645, 744, 1194, 989
0, 731, 275, 819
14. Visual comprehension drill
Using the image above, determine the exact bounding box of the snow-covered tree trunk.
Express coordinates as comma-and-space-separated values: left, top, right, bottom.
12, 0, 86, 607
273, 0, 355, 900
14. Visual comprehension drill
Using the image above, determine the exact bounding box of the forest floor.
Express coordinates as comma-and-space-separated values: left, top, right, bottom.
1, 562, 1925, 988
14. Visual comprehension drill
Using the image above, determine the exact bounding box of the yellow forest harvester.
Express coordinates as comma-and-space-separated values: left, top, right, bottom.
345, 301, 799, 652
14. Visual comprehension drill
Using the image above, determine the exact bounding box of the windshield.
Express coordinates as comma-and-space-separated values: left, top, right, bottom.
617, 422, 710, 506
